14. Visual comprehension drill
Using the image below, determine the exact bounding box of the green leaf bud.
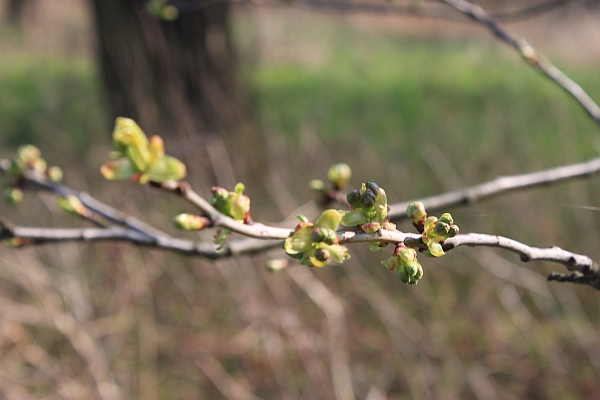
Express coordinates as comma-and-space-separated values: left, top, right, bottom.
231, 194, 251, 221
434, 221, 450, 236
381, 256, 398, 271
380, 220, 396, 231
30, 157, 47, 174
311, 227, 338, 244
407, 201, 427, 227
310, 179, 325, 193
173, 213, 210, 231
46, 166, 63, 182
265, 258, 289, 272
327, 163, 351, 189
361, 221, 380, 234
234, 182, 245, 195
360, 189, 376, 209
374, 187, 388, 222
297, 215, 309, 223
148, 135, 165, 161
448, 225, 459, 238
210, 187, 230, 210
346, 189, 362, 209
142, 155, 187, 183
112, 117, 151, 171
57, 195, 85, 215
3, 188, 23, 204
161, 5, 179, 20
17, 145, 41, 165
315, 209, 341, 231
100, 158, 137, 181
423, 216, 438, 234
439, 213, 453, 225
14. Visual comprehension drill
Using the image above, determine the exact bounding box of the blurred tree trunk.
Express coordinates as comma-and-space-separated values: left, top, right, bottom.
6, 0, 30, 25
89, 0, 262, 185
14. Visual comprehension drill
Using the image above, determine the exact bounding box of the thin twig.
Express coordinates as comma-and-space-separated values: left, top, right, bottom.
172, 0, 568, 22
443, 0, 600, 126
388, 156, 600, 221
4, 162, 600, 289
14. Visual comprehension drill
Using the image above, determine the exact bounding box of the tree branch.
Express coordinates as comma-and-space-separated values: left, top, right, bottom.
388, 156, 600, 221
443, 0, 600, 126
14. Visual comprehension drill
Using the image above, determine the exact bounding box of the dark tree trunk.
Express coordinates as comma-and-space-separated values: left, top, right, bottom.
90, 0, 262, 185
6, 0, 29, 25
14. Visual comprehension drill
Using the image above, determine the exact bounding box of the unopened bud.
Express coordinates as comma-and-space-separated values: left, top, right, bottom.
327, 163, 351, 189
30, 158, 47, 173
57, 195, 85, 215
346, 189, 362, 208
173, 213, 210, 231
17, 145, 41, 164
407, 202, 427, 224
448, 225, 459, 238
46, 166, 63, 182
310, 179, 325, 193
311, 227, 337, 244
360, 189, 376, 209
365, 180, 380, 195
439, 213, 453, 225
3, 188, 23, 204
434, 222, 450, 236
327, 163, 352, 189
361, 221, 380, 234
266, 258, 289, 272
314, 248, 331, 263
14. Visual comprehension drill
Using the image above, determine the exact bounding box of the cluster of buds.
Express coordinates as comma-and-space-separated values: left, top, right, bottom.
211, 183, 251, 250
2, 145, 63, 204
407, 202, 459, 257
210, 183, 251, 223
340, 180, 395, 234
172, 183, 251, 250
284, 210, 350, 267
381, 245, 424, 285
101, 117, 186, 184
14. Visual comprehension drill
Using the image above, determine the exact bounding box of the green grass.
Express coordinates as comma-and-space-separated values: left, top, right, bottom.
249, 33, 600, 199
0, 54, 107, 160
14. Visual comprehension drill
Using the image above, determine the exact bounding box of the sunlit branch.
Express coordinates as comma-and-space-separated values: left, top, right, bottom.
3, 171, 600, 290
388, 157, 600, 221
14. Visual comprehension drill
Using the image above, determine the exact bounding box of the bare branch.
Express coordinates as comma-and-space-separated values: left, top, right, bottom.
443, 0, 600, 126
388, 156, 600, 221
173, 0, 569, 21
4, 163, 600, 289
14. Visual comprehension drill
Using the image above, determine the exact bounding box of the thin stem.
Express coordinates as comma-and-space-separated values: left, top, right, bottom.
388, 157, 600, 220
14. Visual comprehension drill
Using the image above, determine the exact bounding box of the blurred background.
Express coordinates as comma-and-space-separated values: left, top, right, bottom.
1, 0, 600, 398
